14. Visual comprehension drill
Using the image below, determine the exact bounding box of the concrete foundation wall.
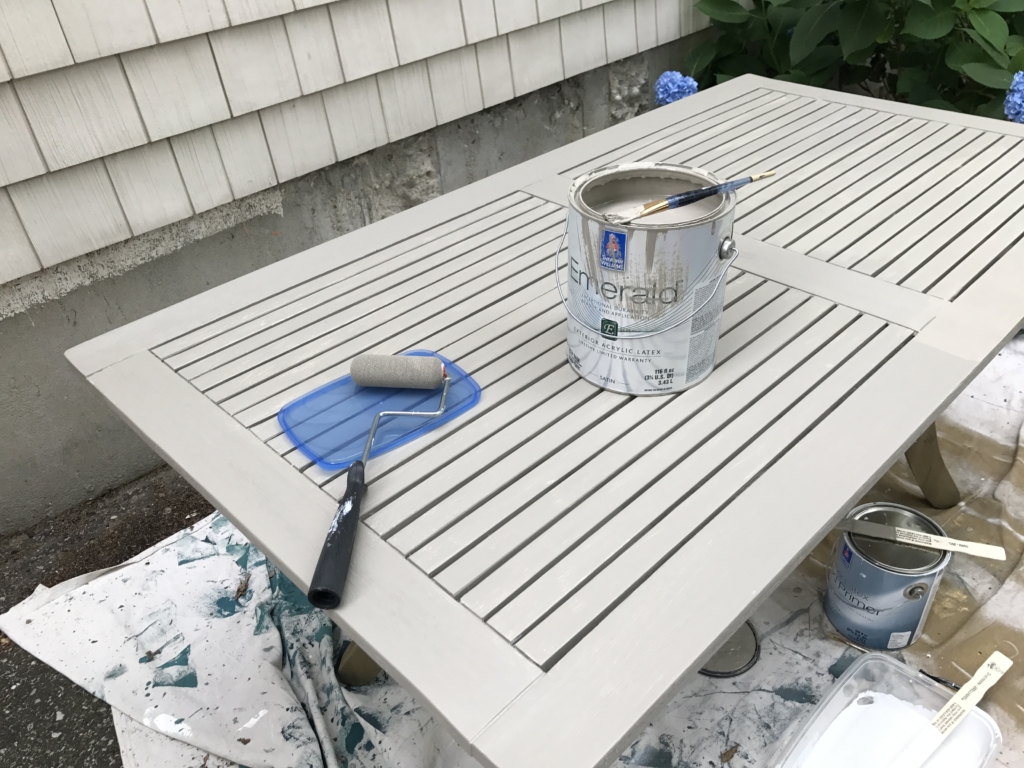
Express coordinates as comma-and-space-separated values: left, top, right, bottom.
0, 39, 702, 533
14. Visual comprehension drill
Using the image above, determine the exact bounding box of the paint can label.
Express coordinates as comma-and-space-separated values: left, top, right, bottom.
825, 534, 944, 650
887, 631, 911, 649
565, 264, 725, 395
563, 163, 735, 396
600, 230, 627, 271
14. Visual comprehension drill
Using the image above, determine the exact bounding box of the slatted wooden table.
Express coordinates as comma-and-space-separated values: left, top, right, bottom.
67, 75, 1024, 768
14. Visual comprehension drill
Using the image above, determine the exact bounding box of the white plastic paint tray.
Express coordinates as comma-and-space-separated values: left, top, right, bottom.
772, 653, 1001, 768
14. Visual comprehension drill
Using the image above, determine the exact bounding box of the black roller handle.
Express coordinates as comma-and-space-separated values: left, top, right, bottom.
307, 461, 366, 610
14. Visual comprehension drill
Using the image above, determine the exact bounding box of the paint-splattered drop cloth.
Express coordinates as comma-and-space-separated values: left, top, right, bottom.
0, 513, 463, 768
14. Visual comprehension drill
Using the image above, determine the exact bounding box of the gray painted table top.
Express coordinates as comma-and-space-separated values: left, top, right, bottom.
67, 75, 1024, 768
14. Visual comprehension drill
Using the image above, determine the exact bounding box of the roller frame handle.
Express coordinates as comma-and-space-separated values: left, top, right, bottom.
307, 461, 365, 610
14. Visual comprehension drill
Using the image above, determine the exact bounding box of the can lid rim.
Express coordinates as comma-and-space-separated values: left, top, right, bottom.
568, 162, 736, 229
847, 503, 949, 573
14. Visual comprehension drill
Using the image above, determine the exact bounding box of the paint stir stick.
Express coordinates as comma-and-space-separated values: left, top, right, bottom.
886, 651, 1012, 768
836, 518, 1006, 560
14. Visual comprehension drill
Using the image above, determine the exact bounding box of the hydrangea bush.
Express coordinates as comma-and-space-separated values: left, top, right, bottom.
655, 71, 700, 104
1007, 71, 1024, 119
684, 0, 1024, 121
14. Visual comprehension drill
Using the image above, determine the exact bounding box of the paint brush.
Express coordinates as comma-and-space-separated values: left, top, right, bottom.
606, 170, 776, 225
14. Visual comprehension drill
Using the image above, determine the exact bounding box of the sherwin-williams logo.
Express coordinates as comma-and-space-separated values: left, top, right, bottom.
601, 230, 626, 271
600, 319, 618, 338
842, 544, 853, 565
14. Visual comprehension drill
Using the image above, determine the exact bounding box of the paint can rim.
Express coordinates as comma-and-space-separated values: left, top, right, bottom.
567, 162, 736, 230
845, 502, 950, 574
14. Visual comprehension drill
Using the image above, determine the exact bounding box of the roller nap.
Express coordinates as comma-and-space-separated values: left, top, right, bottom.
351, 354, 446, 390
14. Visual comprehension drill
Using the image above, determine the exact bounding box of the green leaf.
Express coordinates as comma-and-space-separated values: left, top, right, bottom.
806, 68, 836, 86
965, 29, 1011, 65
717, 54, 769, 76
767, 0, 822, 6
903, 3, 956, 38
683, 39, 718, 75
789, 2, 841, 63
695, 0, 750, 24
793, 44, 843, 72
916, 0, 933, 6
767, 25, 792, 71
1011, 48, 1024, 69
909, 81, 943, 102
845, 43, 877, 63
1007, 34, 1024, 55
945, 40, 989, 71
976, 97, 1008, 118
1016, 15, 1024, 36
897, 67, 929, 93
767, 5, 803, 29
877, 16, 896, 42
716, 73, 738, 84
968, 9, 1009, 50
984, 0, 1024, 11
963, 61, 1015, 87
921, 99, 961, 111
838, 1, 888, 57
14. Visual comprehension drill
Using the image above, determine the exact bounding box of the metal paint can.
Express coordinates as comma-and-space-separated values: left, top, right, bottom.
825, 503, 950, 650
557, 163, 738, 395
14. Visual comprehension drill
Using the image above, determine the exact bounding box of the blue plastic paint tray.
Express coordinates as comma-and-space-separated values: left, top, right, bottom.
277, 350, 481, 471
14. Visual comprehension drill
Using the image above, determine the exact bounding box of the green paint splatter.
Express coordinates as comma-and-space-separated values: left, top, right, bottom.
215, 596, 239, 617
153, 645, 198, 688
104, 664, 127, 680
158, 646, 192, 669
345, 723, 365, 753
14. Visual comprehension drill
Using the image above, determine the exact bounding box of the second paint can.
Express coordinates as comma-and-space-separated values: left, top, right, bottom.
561, 163, 737, 395
825, 503, 949, 650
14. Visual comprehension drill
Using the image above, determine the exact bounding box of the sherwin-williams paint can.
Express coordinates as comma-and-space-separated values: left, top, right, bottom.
825, 503, 949, 650
559, 163, 737, 395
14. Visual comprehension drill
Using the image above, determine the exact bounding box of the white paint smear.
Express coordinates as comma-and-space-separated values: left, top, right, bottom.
143, 710, 194, 738
239, 709, 268, 730
789, 692, 992, 768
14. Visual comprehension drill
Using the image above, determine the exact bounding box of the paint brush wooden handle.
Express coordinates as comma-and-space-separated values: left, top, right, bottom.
637, 170, 776, 219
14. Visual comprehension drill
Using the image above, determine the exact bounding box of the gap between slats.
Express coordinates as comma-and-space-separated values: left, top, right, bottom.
359, 278, 787, 536
206, 221, 566, 411
399, 285, 813, 577
176, 205, 565, 381
151, 192, 533, 359
516, 322, 913, 668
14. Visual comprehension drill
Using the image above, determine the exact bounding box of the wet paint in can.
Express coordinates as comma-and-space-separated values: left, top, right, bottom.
558, 163, 738, 395
825, 503, 950, 650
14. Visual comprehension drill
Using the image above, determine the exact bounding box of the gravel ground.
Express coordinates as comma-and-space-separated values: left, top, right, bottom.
0, 467, 214, 767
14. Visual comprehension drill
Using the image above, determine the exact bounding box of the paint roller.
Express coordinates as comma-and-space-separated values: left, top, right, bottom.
307, 354, 450, 610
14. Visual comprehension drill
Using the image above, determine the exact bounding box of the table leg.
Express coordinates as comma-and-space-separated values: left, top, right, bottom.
336, 641, 383, 687
905, 422, 960, 509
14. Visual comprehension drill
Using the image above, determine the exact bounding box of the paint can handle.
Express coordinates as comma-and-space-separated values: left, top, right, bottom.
553, 219, 739, 340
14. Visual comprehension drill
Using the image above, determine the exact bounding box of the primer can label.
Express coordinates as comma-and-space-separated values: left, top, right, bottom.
825, 504, 949, 650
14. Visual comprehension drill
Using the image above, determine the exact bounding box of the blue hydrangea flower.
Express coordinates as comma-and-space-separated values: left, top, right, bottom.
655, 71, 698, 106
1006, 72, 1024, 124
